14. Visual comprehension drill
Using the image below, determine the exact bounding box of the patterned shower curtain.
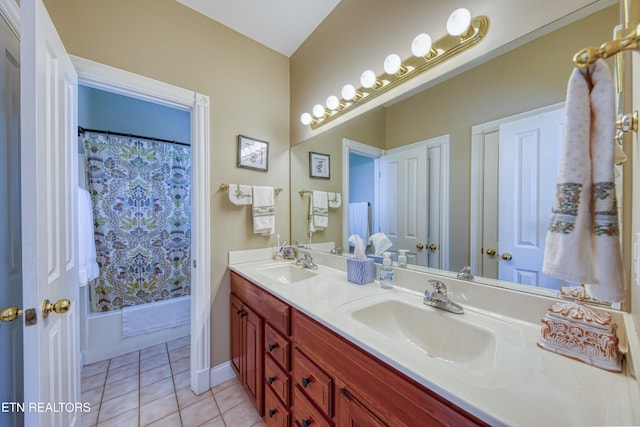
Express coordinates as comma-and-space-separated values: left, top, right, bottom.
82, 132, 191, 312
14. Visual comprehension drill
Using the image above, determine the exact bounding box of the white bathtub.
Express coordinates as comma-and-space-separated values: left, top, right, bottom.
79, 287, 190, 364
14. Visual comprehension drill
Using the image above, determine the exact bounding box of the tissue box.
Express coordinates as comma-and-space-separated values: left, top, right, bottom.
347, 258, 375, 285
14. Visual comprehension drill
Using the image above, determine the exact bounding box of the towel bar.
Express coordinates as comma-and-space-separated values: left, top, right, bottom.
219, 183, 282, 195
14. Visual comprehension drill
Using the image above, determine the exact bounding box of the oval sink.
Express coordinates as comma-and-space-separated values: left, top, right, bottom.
335, 292, 524, 383
257, 263, 317, 284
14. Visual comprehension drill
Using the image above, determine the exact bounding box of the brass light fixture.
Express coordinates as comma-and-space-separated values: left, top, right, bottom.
300, 8, 490, 129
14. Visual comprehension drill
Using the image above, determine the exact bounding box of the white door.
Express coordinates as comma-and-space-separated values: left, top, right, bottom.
0, 6, 23, 427
497, 108, 564, 288
379, 144, 428, 265
21, 0, 80, 426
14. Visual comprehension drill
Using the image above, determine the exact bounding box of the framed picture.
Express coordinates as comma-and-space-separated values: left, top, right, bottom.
309, 151, 330, 179
237, 135, 269, 172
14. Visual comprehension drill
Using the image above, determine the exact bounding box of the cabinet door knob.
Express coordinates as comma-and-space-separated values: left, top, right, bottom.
268, 343, 278, 352
268, 409, 277, 418
301, 377, 312, 388
301, 419, 312, 427
267, 376, 276, 385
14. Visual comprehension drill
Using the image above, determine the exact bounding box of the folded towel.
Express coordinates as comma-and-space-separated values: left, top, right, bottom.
328, 192, 342, 208
369, 232, 393, 256
252, 186, 275, 235
228, 184, 252, 205
542, 59, 625, 303
311, 191, 328, 229
78, 187, 99, 287
349, 202, 370, 244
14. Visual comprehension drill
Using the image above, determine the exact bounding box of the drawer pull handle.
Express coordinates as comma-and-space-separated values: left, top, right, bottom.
267, 376, 276, 385
268, 409, 277, 418
301, 377, 312, 388
268, 343, 278, 351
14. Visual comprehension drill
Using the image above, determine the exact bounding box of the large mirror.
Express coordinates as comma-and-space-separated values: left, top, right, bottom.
291, 1, 626, 303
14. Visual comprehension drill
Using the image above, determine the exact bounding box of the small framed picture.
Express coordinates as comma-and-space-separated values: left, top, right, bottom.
237, 135, 269, 172
309, 152, 330, 179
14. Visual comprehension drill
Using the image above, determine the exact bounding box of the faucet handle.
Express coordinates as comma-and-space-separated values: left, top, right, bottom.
428, 279, 447, 294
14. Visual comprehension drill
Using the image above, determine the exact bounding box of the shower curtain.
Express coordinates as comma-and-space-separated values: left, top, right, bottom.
82, 132, 191, 312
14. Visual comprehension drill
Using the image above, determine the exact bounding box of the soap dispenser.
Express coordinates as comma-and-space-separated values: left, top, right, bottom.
397, 250, 408, 268
379, 252, 394, 289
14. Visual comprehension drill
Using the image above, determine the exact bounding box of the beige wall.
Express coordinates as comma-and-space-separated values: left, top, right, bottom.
44, 0, 290, 366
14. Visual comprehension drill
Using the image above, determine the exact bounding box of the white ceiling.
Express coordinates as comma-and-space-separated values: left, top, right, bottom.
175, 0, 342, 57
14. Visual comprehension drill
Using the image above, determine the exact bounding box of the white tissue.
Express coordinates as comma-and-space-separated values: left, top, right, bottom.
348, 234, 366, 260
369, 232, 393, 256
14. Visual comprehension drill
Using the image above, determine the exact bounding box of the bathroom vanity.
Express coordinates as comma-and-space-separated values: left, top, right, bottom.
228, 249, 640, 426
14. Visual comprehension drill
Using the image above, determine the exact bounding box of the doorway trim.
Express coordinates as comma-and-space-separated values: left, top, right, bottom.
71, 56, 212, 394
341, 138, 384, 251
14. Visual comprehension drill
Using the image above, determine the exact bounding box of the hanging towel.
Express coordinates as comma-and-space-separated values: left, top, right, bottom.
542, 59, 625, 303
328, 192, 342, 208
228, 184, 252, 205
78, 187, 99, 287
348, 202, 370, 244
252, 186, 275, 235
311, 191, 329, 229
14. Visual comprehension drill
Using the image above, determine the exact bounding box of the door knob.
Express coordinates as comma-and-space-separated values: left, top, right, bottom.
428, 243, 438, 251
501, 252, 513, 261
485, 248, 496, 256
416, 243, 425, 250
1, 306, 23, 323
42, 299, 71, 318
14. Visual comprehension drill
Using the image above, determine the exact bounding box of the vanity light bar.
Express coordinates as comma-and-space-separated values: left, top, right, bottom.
301, 13, 489, 130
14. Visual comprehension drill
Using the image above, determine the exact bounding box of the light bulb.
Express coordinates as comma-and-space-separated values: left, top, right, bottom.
411, 33, 433, 57
326, 95, 340, 110
341, 84, 356, 100
312, 104, 325, 118
383, 54, 403, 75
300, 112, 312, 125
447, 8, 471, 36
360, 70, 377, 88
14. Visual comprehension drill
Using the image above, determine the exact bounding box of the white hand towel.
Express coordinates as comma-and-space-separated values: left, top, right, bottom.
252, 186, 275, 235
328, 192, 342, 208
348, 202, 370, 244
311, 191, 329, 229
228, 184, 252, 205
78, 188, 99, 286
542, 59, 625, 303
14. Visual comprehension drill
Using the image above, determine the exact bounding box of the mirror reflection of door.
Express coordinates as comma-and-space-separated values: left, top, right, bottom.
378, 136, 450, 268
474, 104, 565, 289
0, 9, 23, 427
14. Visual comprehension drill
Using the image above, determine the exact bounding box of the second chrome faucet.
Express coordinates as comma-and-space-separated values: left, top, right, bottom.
423, 279, 464, 314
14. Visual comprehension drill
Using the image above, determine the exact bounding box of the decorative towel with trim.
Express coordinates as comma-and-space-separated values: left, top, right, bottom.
228, 184, 252, 205
252, 186, 275, 235
328, 192, 342, 208
311, 191, 329, 229
542, 59, 625, 303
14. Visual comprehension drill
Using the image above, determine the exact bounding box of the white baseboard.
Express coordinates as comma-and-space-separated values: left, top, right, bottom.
209, 361, 236, 388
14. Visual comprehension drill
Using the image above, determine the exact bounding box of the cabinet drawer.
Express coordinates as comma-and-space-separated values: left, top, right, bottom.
265, 386, 290, 427
292, 386, 331, 427
265, 353, 290, 407
292, 348, 332, 418
231, 272, 290, 335
265, 323, 291, 370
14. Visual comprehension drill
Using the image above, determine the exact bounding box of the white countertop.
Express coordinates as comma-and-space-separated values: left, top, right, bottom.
228, 248, 640, 426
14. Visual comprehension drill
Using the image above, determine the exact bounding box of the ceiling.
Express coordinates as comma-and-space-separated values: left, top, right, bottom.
175, 0, 342, 57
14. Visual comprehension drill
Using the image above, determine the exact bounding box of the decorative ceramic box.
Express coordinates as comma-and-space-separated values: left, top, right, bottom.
537, 300, 622, 372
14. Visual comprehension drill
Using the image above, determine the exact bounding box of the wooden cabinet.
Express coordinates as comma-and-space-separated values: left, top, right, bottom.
230, 271, 487, 427
230, 293, 263, 414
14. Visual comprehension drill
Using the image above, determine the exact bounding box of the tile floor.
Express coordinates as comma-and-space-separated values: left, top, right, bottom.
81, 336, 265, 427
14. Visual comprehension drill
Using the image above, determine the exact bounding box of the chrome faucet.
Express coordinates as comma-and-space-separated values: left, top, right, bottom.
296, 251, 318, 269
457, 265, 474, 281
330, 245, 342, 255
423, 280, 464, 314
